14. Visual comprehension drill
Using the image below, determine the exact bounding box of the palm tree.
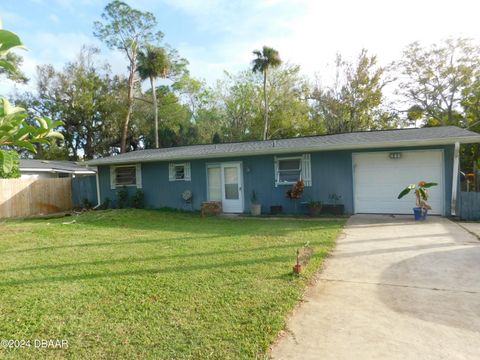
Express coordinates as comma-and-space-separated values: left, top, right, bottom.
252, 46, 282, 140
137, 45, 170, 148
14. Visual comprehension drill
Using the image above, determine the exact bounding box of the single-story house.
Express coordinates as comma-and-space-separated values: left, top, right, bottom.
19, 160, 96, 179
88, 126, 480, 216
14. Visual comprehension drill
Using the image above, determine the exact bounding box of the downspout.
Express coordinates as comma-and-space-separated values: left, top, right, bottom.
451, 142, 460, 216
93, 167, 102, 209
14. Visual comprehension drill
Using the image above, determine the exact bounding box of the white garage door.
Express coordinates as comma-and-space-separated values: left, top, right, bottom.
353, 150, 444, 215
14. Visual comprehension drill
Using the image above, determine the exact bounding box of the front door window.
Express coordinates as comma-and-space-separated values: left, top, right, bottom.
207, 166, 222, 201
224, 166, 239, 200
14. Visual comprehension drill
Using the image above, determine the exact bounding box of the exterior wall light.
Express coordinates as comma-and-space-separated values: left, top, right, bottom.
389, 152, 402, 159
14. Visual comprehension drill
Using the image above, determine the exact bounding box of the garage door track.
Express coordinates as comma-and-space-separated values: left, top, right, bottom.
271, 215, 480, 360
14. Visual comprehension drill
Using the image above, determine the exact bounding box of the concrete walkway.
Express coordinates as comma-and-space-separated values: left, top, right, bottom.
271, 215, 480, 360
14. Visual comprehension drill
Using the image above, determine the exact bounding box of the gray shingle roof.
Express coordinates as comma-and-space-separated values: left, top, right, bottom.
88, 126, 480, 166
19, 159, 96, 174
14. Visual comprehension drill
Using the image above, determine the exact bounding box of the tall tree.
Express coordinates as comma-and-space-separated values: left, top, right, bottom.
252, 46, 282, 140
214, 65, 311, 142
395, 38, 480, 172
261, 64, 311, 139
173, 74, 210, 122
311, 49, 393, 134
137, 45, 170, 148
216, 70, 260, 141
395, 38, 480, 127
172, 74, 223, 143
93, 0, 162, 153
32, 46, 126, 160
0, 52, 28, 83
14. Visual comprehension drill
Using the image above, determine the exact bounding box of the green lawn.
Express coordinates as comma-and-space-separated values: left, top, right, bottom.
0, 209, 345, 359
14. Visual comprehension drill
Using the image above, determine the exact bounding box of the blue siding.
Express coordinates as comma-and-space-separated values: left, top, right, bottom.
72, 175, 98, 207
459, 192, 480, 220
98, 167, 140, 208
97, 145, 455, 215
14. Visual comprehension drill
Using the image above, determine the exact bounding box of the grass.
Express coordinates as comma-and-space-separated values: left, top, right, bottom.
0, 209, 345, 359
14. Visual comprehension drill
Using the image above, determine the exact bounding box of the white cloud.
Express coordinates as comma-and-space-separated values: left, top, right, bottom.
48, 14, 60, 23
5, 0, 480, 94
30, 32, 97, 67
53, 0, 94, 11
158, 0, 296, 38
100, 50, 129, 76
0, 9, 31, 27
172, 0, 480, 85
279, 0, 480, 76
1, 32, 101, 95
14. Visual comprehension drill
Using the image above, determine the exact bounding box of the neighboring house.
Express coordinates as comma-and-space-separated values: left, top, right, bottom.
19, 160, 96, 179
88, 126, 480, 216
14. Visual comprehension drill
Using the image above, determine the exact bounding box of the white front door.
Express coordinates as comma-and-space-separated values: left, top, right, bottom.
207, 162, 244, 213
221, 163, 243, 213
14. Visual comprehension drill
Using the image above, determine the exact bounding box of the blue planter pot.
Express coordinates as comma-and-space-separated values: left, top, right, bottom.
413, 207, 427, 221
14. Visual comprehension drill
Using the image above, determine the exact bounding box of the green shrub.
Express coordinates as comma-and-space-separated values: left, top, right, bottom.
132, 189, 145, 209
117, 187, 129, 209
100, 197, 111, 210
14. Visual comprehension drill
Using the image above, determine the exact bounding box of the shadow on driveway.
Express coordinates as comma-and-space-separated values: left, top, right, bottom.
378, 246, 480, 333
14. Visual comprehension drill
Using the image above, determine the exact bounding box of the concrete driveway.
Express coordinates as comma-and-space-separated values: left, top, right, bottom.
271, 215, 480, 360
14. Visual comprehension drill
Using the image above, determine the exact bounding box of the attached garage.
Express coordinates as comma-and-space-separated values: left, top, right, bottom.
353, 150, 445, 215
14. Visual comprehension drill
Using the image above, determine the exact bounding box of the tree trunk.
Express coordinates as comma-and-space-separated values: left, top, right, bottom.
151, 76, 159, 148
262, 70, 268, 141
120, 63, 136, 153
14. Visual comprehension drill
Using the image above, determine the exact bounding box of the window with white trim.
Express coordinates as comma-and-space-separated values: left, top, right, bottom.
110, 164, 142, 189
276, 157, 302, 184
169, 162, 191, 181
274, 154, 312, 186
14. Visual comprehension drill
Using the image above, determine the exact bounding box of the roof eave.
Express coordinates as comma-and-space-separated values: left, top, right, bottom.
20, 167, 97, 174
87, 135, 480, 166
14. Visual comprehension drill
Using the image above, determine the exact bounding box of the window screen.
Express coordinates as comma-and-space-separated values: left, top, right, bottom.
174, 165, 185, 180
116, 166, 136, 186
277, 158, 301, 183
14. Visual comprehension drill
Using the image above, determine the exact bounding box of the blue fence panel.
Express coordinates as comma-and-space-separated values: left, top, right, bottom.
72, 175, 98, 208
459, 192, 480, 221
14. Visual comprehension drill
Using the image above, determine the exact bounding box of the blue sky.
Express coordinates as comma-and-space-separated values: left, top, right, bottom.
2, 0, 480, 93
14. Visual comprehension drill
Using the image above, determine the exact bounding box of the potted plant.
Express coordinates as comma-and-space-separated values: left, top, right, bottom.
293, 249, 302, 274
250, 190, 261, 216
308, 200, 322, 216
398, 181, 438, 220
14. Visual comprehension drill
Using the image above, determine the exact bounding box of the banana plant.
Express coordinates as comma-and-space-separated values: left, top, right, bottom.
0, 22, 63, 173
398, 181, 438, 209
